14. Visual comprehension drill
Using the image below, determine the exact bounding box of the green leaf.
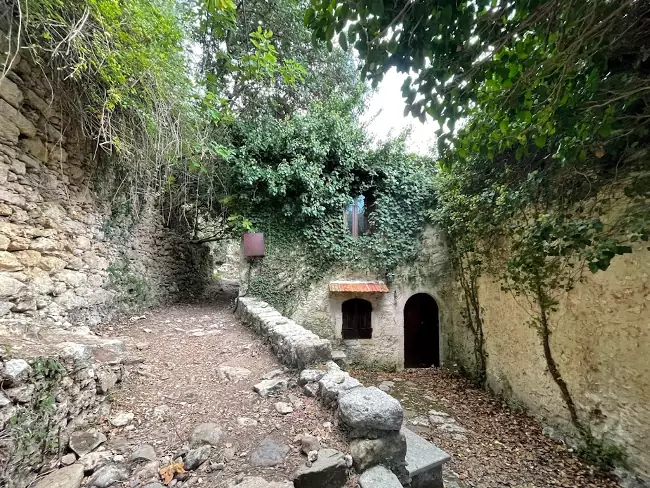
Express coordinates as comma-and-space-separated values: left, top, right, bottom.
304, 8, 315, 26
339, 31, 348, 51
534, 135, 546, 148
499, 119, 509, 135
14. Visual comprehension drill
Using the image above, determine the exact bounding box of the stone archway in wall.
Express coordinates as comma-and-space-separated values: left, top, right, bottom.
404, 293, 440, 368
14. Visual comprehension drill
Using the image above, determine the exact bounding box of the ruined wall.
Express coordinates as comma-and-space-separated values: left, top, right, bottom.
0, 29, 211, 328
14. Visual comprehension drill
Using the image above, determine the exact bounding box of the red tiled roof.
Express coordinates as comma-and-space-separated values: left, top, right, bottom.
328, 281, 390, 293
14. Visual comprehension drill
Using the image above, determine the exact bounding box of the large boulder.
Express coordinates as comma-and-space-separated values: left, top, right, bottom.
337, 387, 403, 437
293, 448, 348, 488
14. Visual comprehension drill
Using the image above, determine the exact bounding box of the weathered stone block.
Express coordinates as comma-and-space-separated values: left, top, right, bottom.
0, 250, 24, 271
293, 448, 348, 488
0, 274, 25, 297
403, 427, 450, 488
350, 431, 407, 472
359, 465, 402, 488
0, 77, 23, 108
338, 386, 403, 437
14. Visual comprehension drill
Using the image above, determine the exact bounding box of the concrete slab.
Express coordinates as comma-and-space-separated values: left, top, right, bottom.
403, 427, 451, 477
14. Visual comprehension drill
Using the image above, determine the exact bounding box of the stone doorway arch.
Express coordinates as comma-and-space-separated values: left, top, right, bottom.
404, 293, 440, 368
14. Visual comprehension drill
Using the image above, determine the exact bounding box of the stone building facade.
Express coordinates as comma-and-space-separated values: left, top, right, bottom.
244, 224, 650, 482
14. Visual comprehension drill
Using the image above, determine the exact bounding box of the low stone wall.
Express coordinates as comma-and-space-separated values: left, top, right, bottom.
236, 295, 451, 487
0, 322, 127, 487
234, 296, 332, 368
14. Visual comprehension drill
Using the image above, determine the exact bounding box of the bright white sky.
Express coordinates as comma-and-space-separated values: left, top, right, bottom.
360, 68, 438, 155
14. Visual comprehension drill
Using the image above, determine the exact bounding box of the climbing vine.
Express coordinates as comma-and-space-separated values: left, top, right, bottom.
309, 0, 649, 466
231, 97, 437, 311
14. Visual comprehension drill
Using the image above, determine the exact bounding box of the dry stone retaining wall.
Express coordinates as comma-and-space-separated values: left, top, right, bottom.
0, 322, 127, 487
0, 23, 211, 329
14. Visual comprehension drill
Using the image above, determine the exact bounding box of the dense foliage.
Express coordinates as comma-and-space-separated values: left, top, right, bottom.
310, 0, 649, 458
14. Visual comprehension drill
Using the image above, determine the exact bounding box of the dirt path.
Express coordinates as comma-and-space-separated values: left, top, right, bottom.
94, 289, 346, 487
354, 368, 621, 488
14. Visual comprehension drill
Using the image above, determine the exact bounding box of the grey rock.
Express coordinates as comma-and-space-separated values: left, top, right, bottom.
359, 465, 402, 488
298, 369, 325, 386
87, 464, 129, 487
109, 411, 134, 427
427, 410, 450, 417
293, 448, 347, 488
350, 432, 407, 472
437, 422, 467, 434
69, 430, 107, 457
5, 384, 34, 403
237, 417, 258, 427
142, 484, 166, 488
253, 378, 288, 397
274, 402, 293, 414
428, 415, 449, 425
33, 464, 84, 488
217, 365, 251, 381
338, 387, 403, 436
378, 381, 394, 392
96, 370, 118, 394
184, 445, 211, 470
77, 451, 112, 472
318, 370, 362, 406
61, 453, 77, 466
134, 461, 159, 482
299, 434, 320, 455
189, 422, 223, 447
403, 427, 450, 479
3, 358, 31, 384
302, 382, 319, 397
261, 369, 284, 380
249, 437, 290, 467
131, 444, 157, 462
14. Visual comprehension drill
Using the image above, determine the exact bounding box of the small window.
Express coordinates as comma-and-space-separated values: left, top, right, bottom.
344, 190, 376, 237
342, 298, 372, 339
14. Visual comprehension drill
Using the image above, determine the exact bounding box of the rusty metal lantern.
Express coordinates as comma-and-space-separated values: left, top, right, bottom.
242, 232, 265, 258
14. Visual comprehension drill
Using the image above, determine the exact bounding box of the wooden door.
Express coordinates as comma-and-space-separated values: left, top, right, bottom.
404, 293, 440, 368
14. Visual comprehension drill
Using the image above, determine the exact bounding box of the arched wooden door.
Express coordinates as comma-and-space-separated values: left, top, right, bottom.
404, 293, 440, 368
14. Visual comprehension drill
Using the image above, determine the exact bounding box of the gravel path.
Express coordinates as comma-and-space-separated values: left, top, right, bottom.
94, 288, 346, 487
354, 368, 621, 488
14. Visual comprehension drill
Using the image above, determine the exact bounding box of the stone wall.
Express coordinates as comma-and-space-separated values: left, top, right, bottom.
473, 244, 650, 482
0, 26, 211, 329
0, 322, 127, 487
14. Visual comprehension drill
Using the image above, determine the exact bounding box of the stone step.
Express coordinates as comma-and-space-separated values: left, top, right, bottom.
359, 465, 402, 488
403, 427, 451, 488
